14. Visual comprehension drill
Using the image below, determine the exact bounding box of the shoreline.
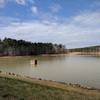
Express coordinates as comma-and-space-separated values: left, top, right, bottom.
0, 71, 100, 96
0, 52, 100, 58
0, 53, 68, 58
65, 52, 100, 57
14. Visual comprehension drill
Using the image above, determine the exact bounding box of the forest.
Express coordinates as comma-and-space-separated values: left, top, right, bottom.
0, 38, 66, 56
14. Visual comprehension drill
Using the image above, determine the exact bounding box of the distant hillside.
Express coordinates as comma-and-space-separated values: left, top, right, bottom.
0, 38, 66, 56
68, 45, 100, 52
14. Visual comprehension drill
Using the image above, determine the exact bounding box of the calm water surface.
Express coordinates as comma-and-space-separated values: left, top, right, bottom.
0, 55, 100, 88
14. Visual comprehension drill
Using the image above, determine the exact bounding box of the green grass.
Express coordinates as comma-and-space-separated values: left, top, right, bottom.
0, 77, 100, 100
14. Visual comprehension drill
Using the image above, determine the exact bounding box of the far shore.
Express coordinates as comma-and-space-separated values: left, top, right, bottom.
0, 52, 100, 58
66, 52, 100, 56
0, 53, 68, 58
0, 71, 100, 96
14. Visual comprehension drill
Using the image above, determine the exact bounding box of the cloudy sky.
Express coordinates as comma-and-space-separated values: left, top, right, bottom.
0, 0, 100, 48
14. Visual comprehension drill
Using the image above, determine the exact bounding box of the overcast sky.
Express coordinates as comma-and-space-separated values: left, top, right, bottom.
0, 0, 100, 48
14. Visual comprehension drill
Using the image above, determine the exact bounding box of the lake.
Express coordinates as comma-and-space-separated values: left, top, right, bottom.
0, 55, 100, 89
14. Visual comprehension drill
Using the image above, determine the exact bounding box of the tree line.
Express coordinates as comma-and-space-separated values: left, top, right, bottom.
68, 46, 100, 52
0, 38, 66, 56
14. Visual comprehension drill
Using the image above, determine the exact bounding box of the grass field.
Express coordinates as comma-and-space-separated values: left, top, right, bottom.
0, 76, 100, 100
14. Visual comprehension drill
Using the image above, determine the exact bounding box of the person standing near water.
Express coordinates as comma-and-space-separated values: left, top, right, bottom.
30, 59, 38, 65
34, 59, 37, 65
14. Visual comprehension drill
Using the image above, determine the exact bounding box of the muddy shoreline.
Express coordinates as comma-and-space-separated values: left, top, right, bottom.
0, 71, 100, 93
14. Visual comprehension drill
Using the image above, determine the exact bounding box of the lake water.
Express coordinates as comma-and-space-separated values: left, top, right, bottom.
0, 55, 100, 89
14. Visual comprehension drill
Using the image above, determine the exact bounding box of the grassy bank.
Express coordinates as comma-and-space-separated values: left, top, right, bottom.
0, 72, 100, 100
